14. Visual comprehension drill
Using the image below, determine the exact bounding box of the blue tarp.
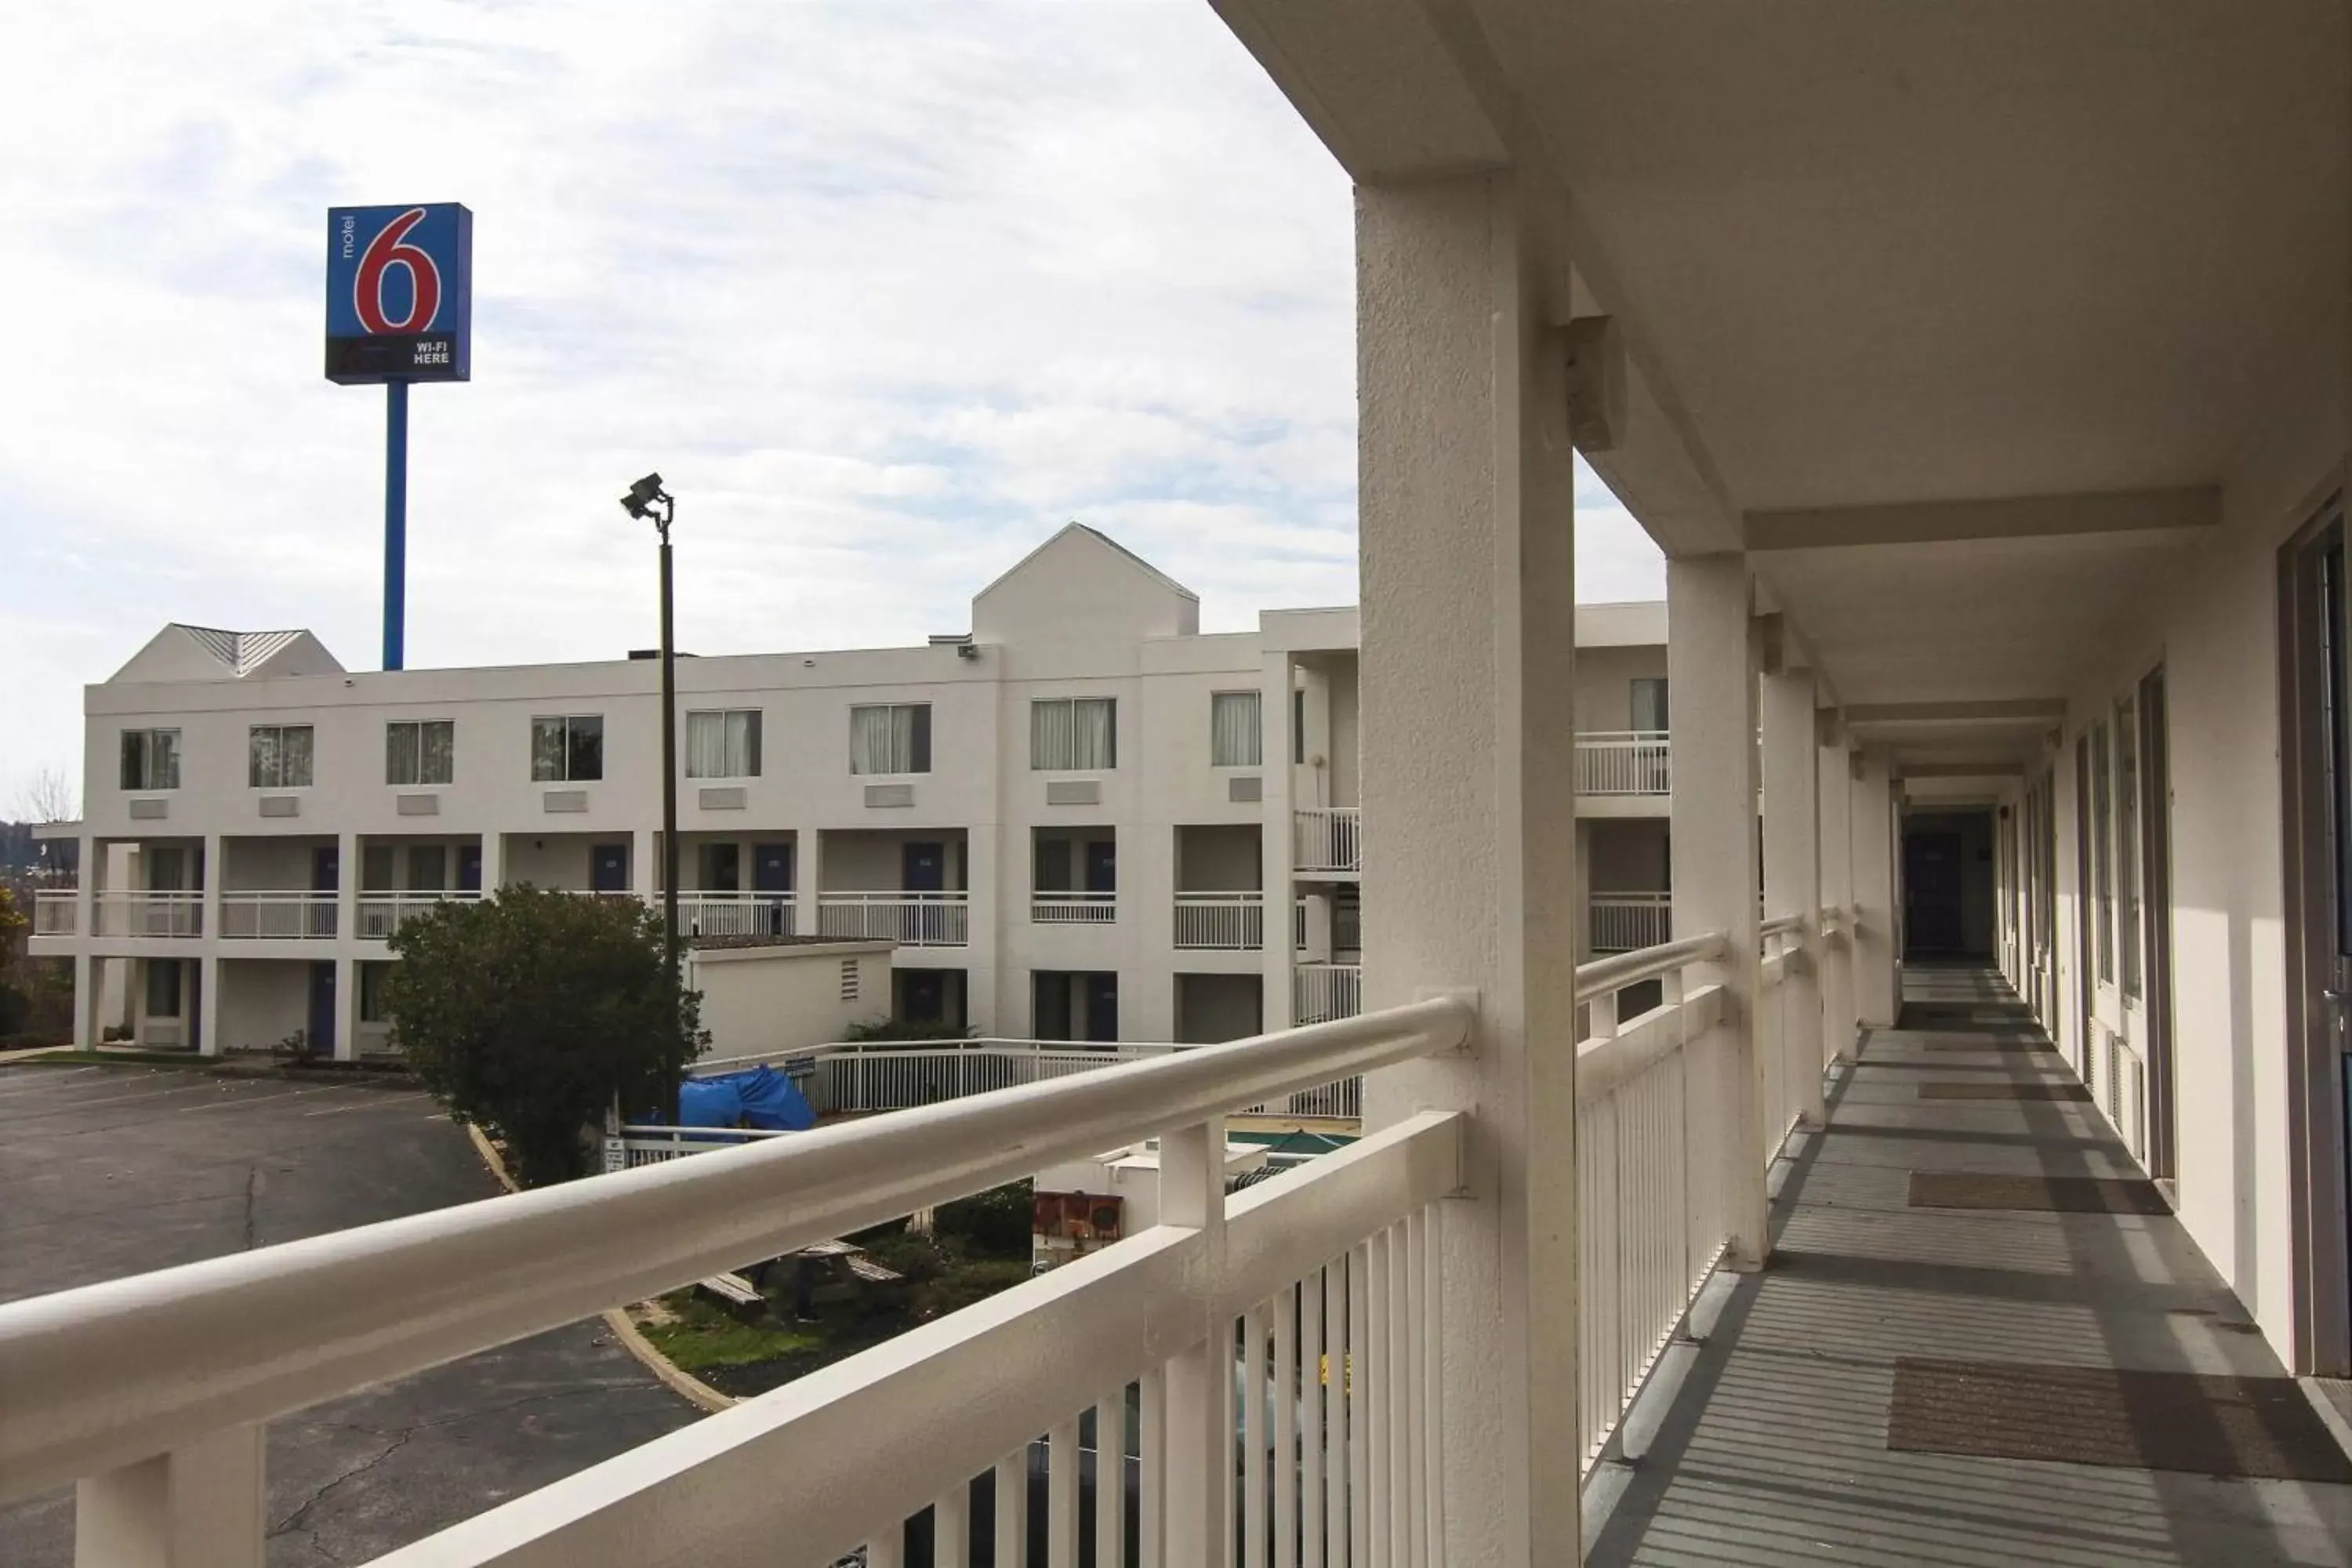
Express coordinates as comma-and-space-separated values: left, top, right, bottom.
677, 1065, 816, 1133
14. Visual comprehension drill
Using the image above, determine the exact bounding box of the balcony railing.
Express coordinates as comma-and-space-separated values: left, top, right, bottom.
0, 996, 1475, 1568
817, 889, 969, 946
1173, 890, 1263, 949
1576, 730, 1672, 795
1294, 961, 1363, 1025
218, 891, 338, 940
354, 891, 485, 940
93, 890, 202, 938
787, 1039, 1186, 1120
31, 889, 78, 935
1030, 889, 1116, 924
672, 891, 797, 939
1292, 806, 1361, 874
1590, 890, 1671, 953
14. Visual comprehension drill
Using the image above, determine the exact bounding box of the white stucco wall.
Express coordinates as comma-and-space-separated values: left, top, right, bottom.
686, 942, 895, 1058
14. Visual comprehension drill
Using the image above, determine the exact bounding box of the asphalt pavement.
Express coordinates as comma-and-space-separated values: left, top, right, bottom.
0, 1063, 700, 1566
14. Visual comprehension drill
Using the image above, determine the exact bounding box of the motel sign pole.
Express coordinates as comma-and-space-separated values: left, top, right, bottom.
325, 203, 474, 671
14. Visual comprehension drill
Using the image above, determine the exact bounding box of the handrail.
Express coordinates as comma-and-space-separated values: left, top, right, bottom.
0, 996, 1474, 1501
1575, 931, 1726, 996
1759, 913, 1805, 938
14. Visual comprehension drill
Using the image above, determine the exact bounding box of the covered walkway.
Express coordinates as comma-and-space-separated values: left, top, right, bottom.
1592, 965, 2352, 1567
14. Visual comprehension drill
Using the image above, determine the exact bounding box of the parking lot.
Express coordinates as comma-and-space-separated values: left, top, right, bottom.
0, 1063, 700, 1566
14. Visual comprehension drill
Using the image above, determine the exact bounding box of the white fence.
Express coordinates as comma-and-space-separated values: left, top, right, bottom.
1294, 962, 1363, 1025
31, 889, 77, 935
218, 892, 339, 940
1575, 731, 1672, 796
351, 891, 485, 940
673, 892, 797, 939
818, 891, 970, 946
1031, 890, 1117, 925
801, 1039, 1183, 1117
93, 890, 202, 938
1590, 891, 1671, 953
1292, 808, 1362, 875
1173, 891, 1264, 949
0, 998, 1473, 1568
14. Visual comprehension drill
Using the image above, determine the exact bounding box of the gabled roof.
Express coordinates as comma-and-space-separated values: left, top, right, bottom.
974, 523, 1199, 605
107, 625, 346, 684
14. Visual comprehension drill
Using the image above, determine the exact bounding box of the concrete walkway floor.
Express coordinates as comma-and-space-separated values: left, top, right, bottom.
1589, 963, 2352, 1566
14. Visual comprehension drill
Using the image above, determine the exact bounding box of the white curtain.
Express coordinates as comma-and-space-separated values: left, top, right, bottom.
282, 725, 314, 787
248, 727, 278, 789
851, 706, 899, 775
1033, 698, 1115, 770
530, 717, 567, 782
419, 720, 454, 784
387, 722, 419, 786
687, 711, 758, 779
1210, 691, 1261, 768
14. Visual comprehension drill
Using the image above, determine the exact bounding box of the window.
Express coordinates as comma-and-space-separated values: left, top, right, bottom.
1031, 697, 1116, 771
1632, 677, 1670, 734
120, 728, 182, 791
1210, 691, 1261, 768
359, 961, 390, 1025
144, 959, 182, 1019
851, 703, 931, 775
249, 725, 314, 789
1294, 689, 1306, 765
387, 720, 454, 786
687, 709, 762, 779
2089, 723, 2114, 983
408, 845, 448, 893
531, 716, 604, 782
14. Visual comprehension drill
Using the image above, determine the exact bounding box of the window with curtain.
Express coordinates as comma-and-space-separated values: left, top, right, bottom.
1210, 691, 1261, 767
1031, 697, 1116, 771
686, 710, 762, 779
850, 703, 931, 775
120, 728, 181, 791
358, 962, 390, 1025
1631, 677, 1670, 733
386, 720, 455, 786
249, 724, 314, 789
531, 716, 604, 782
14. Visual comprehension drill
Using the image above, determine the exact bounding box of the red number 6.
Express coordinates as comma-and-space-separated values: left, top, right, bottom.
355, 209, 442, 335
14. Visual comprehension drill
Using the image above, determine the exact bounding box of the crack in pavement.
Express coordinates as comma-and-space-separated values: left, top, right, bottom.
267, 1430, 412, 1539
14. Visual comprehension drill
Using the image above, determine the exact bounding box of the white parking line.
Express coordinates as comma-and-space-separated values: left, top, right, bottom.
304, 1091, 434, 1116
0, 1066, 103, 1089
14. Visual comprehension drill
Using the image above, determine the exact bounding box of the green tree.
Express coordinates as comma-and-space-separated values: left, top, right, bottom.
386, 886, 704, 1185
0, 887, 27, 1036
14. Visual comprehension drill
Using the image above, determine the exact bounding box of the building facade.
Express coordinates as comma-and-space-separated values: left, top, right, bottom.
30, 524, 1669, 1057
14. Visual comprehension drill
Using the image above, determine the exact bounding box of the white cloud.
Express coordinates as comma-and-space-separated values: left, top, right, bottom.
0, 0, 1662, 800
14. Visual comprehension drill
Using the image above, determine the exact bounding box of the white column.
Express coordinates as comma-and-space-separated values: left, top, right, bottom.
481, 831, 506, 894
1761, 666, 1824, 1128
199, 833, 223, 944
1356, 171, 1580, 1562
1669, 554, 1767, 1267
962, 829, 998, 1033
72, 953, 96, 1050
801, 829, 826, 940
75, 1422, 263, 1568
335, 832, 358, 944
1261, 649, 1296, 1033
197, 955, 223, 1058
74, 833, 96, 940
1851, 752, 1900, 1026
1157, 1118, 1230, 1559
632, 828, 657, 899
1817, 720, 1857, 1068
1573, 818, 1594, 965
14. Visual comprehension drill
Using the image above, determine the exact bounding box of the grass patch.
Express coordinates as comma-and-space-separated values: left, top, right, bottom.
636, 1291, 820, 1374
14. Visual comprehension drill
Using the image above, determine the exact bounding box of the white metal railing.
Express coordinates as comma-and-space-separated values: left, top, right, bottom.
604, 1124, 796, 1171
0, 997, 1472, 1568
1294, 961, 1363, 1024
1031, 889, 1117, 924
31, 889, 78, 935
93, 890, 202, 938
1572, 931, 1733, 1468
803, 1039, 1185, 1117
1173, 891, 1264, 949
1575, 731, 1672, 796
1590, 891, 1671, 953
1759, 914, 1811, 1146
354, 891, 484, 941
817, 890, 969, 946
218, 891, 339, 940
1292, 806, 1362, 874
672, 891, 797, 939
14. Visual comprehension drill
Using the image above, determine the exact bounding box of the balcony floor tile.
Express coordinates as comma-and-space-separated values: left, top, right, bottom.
1589, 963, 2352, 1568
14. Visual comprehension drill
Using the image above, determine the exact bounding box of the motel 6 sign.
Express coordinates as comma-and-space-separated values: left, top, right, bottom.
325, 204, 473, 384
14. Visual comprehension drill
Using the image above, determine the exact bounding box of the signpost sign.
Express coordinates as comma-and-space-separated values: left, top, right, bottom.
325, 203, 473, 671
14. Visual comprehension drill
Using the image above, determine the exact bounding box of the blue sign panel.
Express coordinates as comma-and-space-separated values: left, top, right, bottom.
325, 203, 472, 384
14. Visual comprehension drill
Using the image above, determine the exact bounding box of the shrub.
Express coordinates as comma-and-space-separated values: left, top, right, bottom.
387, 886, 705, 1185
935, 1180, 1034, 1259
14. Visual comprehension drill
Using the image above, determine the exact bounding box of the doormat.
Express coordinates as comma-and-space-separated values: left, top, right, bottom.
1907, 1171, 2169, 1214
1887, 1358, 2352, 1482
1918, 1082, 2091, 1102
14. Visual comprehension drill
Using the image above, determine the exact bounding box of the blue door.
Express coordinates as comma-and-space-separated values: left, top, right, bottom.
458, 844, 482, 893
754, 843, 793, 935
307, 962, 336, 1055
902, 842, 946, 892
591, 844, 629, 893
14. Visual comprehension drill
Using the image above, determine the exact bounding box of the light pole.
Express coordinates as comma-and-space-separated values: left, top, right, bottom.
621, 473, 682, 1117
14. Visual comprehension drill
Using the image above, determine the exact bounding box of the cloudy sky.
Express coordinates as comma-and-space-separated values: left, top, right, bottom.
1, 0, 1662, 811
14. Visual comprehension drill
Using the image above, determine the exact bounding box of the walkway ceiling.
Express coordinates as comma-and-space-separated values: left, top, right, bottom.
1214, 0, 2349, 760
